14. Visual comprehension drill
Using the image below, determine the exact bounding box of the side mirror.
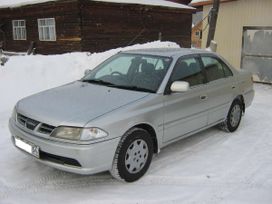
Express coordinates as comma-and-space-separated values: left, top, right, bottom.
170, 81, 189, 93
84, 69, 91, 76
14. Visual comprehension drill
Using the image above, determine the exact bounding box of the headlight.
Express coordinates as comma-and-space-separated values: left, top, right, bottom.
51, 127, 108, 141
51, 127, 82, 140
11, 107, 17, 121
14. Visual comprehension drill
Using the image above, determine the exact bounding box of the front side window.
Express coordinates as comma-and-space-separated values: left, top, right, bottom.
12, 20, 26, 40
170, 57, 205, 87
37, 18, 56, 41
201, 56, 233, 82
82, 53, 172, 93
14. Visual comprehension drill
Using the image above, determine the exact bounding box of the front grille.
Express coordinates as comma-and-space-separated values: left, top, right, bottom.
17, 113, 55, 135
38, 123, 55, 135
17, 113, 39, 130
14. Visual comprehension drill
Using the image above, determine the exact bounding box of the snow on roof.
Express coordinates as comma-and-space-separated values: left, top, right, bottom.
0, 0, 56, 8
190, 0, 207, 3
0, 0, 195, 9
93, 0, 195, 9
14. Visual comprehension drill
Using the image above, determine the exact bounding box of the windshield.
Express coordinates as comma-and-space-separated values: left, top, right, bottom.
82, 53, 172, 93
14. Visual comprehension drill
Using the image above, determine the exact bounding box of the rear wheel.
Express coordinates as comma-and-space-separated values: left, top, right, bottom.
110, 128, 153, 182
220, 99, 243, 132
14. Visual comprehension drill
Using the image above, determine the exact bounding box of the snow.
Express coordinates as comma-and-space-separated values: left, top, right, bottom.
93, 0, 195, 9
1, 41, 272, 203
0, 0, 195, 9
0, 0, 57, 8
190, 0, 207, 4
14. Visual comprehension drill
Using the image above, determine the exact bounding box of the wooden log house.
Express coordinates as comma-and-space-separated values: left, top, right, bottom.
0, 0, 195, 54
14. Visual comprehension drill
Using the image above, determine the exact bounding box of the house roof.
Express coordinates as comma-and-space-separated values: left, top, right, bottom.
192, 19, 202, 30
0, 0, 195, 9
190, 0, 237, 7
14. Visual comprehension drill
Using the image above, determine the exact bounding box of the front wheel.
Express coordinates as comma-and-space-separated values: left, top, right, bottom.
110, 128, 153, 182
220, 99, 243, 132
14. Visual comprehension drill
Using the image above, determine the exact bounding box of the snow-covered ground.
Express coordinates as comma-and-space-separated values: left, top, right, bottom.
0, 42, 272, 204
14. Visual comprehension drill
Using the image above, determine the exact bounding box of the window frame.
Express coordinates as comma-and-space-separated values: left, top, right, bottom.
37, 18, 56, 41
12, 19, 27, 41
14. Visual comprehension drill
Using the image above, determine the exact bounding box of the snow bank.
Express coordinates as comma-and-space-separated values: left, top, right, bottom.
0, 41, 179, 114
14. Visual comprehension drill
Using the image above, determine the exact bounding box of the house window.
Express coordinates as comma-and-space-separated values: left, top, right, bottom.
12, 20, 26, 40
195, 31, 202, 39
37, 18, 56, 41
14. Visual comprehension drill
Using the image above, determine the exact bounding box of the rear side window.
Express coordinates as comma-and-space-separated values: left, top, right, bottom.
201, 56, 232, 82
171, 57, 205, 87
221, 62, 233, 77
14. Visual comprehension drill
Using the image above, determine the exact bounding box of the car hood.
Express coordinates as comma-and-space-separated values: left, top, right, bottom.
17, 81, 149, 127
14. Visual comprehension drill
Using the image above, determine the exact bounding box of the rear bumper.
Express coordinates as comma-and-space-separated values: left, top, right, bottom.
244, 88, 255, 108
9, 118, 121, 175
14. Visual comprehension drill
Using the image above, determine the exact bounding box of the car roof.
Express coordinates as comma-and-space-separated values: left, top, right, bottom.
121, 48, 214, 58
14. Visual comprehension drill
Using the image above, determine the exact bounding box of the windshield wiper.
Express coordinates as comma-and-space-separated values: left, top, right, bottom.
110, 85, 156, 93
82, 79, 155, 93
82, 79, 115, 86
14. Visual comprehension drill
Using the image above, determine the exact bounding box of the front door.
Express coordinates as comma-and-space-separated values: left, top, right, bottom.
163, 55, 209, 143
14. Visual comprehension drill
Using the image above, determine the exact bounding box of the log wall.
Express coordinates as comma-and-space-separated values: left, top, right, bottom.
0, 0, 81, 54
80, 0, 192, 52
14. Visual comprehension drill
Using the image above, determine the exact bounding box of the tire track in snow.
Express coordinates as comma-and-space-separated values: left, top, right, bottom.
0, 172, 116, 200
150, 128, 229, 174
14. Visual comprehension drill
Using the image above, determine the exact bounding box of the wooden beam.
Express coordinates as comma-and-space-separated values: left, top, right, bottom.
206, 0, 220, 48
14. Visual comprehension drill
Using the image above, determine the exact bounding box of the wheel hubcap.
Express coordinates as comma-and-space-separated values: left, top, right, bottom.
230, 104, 241, 127
125, 139, 149, 174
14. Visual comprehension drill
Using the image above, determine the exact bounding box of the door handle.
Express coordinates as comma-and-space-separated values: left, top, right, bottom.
200, 95, 208, 100
232, 85, 236, 89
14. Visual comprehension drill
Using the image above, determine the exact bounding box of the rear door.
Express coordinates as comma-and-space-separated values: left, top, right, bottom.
163, 55, 209, 143
200, 55, 236, 125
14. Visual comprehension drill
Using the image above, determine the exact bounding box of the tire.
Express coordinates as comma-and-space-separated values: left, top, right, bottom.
220, 99, 243, 132
110, 128, 153, 182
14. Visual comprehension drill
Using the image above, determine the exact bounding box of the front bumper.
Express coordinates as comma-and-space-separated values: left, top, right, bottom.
9, 118, 121, 175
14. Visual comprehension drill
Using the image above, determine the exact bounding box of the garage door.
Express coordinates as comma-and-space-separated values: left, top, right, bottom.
241, 26, 272, 84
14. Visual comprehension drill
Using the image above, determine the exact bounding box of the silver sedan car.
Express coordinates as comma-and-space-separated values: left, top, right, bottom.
9, 48, 254, 182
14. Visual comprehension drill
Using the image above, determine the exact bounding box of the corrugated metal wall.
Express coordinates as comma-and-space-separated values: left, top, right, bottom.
201, 0, 272, 69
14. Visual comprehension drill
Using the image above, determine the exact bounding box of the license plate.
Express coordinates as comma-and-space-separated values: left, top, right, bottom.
14, 137, 40, 158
